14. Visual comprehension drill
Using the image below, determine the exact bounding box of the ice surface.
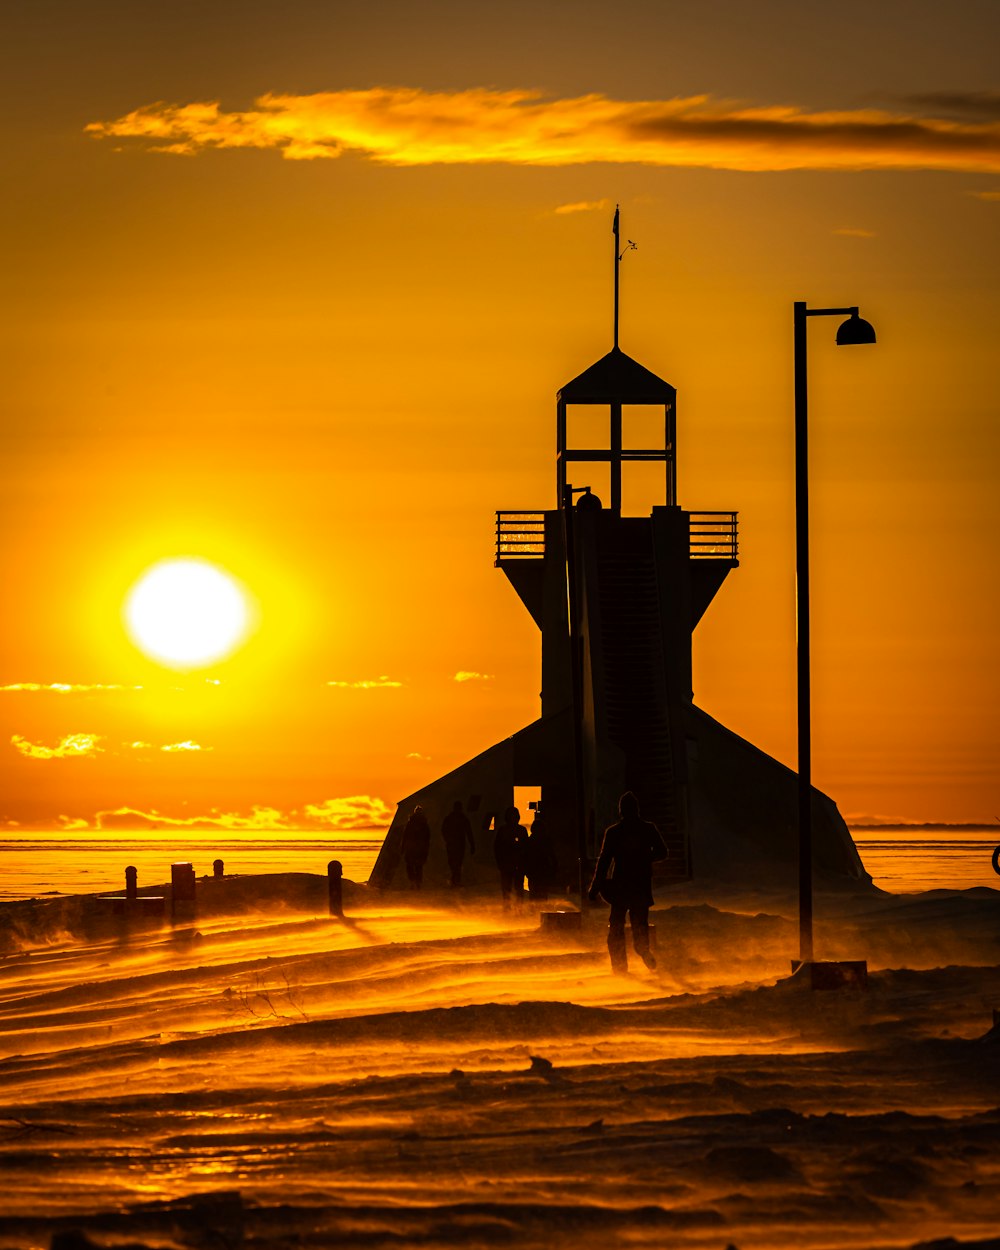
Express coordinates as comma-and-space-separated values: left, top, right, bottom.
1, 874, 998, 1249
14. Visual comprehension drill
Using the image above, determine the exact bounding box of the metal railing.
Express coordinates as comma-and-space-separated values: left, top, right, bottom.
496, 511, 545, 565
496, 509, 737, 563
689, 512, 738, 561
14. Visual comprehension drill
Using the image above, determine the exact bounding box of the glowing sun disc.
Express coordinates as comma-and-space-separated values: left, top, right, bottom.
125, 559, 252, 669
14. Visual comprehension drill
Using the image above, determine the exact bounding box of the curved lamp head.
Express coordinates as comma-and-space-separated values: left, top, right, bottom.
836, 312, 877, 346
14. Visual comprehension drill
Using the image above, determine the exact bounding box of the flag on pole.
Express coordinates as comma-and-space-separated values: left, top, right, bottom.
612, 205, 620, 237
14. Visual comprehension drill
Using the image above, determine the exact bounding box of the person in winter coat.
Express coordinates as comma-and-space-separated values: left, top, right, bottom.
588, 791, 667, 973
441, 799, 475, 887
524, 811, 558, 901
493, 806, 528, 907
401, 805, 431, 888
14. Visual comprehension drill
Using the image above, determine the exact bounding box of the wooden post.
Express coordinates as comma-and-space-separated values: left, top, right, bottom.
171, 861, 197, 920
328, 860, 344, 918
125, 865, 137, 902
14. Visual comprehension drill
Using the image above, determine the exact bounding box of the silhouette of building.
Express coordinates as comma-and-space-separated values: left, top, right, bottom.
371, 219, 869, 893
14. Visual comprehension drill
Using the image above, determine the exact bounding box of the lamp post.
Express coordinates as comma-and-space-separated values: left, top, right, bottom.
793, 302, 876, 965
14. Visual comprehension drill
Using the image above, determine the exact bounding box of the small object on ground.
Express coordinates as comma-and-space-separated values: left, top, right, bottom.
540, 910, 583, 932
789, 959, 868, 990
51, 1233, 98, 1250
52, 1234, 154, 1250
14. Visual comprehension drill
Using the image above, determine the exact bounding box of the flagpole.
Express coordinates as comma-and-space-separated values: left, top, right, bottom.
613, 204, 620, 349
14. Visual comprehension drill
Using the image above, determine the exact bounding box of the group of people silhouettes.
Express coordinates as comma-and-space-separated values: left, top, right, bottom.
492, 805, 559, 906
400, 800, 475, 889
400, 799, 559, 903
400, 790, 666, 974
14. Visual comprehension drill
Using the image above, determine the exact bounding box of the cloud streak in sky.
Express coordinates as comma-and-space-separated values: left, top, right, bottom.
303, 796, 394, 829
86, 88, 1000, 173
12, 735, 212, 758
88, 795, 392, 832
554, 198, 612, 214
11, 733, 103, 760
0, 682, 143, 694
95, 805, 290, 831
326, 676, 403, 689
900, 91, 1000, 121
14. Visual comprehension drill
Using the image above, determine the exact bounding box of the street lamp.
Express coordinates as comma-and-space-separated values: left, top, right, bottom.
793, 301, 876, 967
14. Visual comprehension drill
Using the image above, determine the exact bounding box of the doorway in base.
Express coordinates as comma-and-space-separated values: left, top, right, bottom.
514, 786, 542, 827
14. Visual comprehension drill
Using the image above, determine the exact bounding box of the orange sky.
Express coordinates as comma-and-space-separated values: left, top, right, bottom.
2, 0, 998, 831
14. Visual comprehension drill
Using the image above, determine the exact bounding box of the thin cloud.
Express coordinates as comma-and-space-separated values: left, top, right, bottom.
57, 815, 89, 831
554, 198, 612, 214
112, 739, 212, 753
95, 805, 289, 831
326, 676, 403, 689
901, 91, 1000, 121
87, 795, 393, 832
969, 189, 1000, 201
11, 733, 103, 760
406, 751, 431, 760
0, 682, 143, 693
833, 227, 876, 238
454, 670, 494, 683
86, 88, 1000, 173
303, 796, 394, 830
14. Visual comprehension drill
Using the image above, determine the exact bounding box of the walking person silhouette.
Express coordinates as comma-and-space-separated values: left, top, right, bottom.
441, 799, 475, 887
588, 791, 668, 973
524, 809, 558, 901
400, 805, 431, 889
494, 806, 528, 908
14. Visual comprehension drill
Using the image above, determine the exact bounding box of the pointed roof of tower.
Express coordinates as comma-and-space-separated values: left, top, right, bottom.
557, 346, 675, 405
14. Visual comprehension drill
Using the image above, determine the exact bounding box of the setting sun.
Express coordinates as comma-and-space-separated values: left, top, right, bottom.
124, 558, 253, 670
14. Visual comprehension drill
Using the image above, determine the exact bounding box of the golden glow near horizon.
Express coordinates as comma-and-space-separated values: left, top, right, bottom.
124, 559, 253, 670
1, 1, 997, 830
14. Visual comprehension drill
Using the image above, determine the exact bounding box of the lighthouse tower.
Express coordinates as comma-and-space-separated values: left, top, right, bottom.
370, 216, 868, 892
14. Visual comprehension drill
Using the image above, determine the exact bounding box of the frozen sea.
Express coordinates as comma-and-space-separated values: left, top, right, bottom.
0, 826, 996, 899
0, 833, 383, 901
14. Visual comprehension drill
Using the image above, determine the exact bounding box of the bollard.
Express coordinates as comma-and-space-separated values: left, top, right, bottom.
171, 861, 197, 921
125, 865, 138, 902
328, 860, 344, 918
213, 858, 224, 878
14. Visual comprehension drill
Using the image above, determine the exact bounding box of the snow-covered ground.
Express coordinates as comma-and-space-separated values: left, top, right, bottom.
1, 874, 998, 1249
